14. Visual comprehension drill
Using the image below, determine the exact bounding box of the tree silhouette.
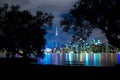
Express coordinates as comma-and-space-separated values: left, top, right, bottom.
60, 4, 95, 50
0, 3, 8, 49
64, 0, 120, 49
0, 3, 54, 58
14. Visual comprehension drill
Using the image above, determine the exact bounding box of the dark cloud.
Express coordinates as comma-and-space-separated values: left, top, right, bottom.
0, 0, 77, 28
0, 0, 28, 7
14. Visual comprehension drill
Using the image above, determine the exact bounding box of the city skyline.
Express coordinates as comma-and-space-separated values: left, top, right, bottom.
0, 0, 108, 48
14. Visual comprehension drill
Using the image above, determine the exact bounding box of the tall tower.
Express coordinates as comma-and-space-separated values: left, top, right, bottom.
55, 25, 58, 36
55, 25, 58, 48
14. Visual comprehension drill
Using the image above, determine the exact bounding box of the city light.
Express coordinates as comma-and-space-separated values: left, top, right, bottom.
44, 48, 52, 53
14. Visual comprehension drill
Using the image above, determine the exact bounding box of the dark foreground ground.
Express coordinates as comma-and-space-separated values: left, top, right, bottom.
0, 58, 120, 79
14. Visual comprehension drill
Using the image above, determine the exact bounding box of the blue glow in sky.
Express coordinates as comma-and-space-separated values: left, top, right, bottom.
0, 0, 108, 47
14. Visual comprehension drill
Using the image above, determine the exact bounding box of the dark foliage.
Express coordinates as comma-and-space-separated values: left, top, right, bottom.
0, 3, 54, 58
63, 0, 120, 48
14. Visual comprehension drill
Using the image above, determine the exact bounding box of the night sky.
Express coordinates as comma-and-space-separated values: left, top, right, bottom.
0, 0, 108, 48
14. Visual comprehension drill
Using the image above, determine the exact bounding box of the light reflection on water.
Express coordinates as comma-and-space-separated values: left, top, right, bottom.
36, 53, 120, 66
118, 53, 120, 64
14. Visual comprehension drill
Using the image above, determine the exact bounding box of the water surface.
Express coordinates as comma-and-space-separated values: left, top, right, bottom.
34, 53, 120, 66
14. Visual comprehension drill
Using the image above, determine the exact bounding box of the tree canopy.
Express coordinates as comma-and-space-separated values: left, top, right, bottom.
0, 3, 54, 58
61, 0, 120, 49
60, 3, 95, 49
